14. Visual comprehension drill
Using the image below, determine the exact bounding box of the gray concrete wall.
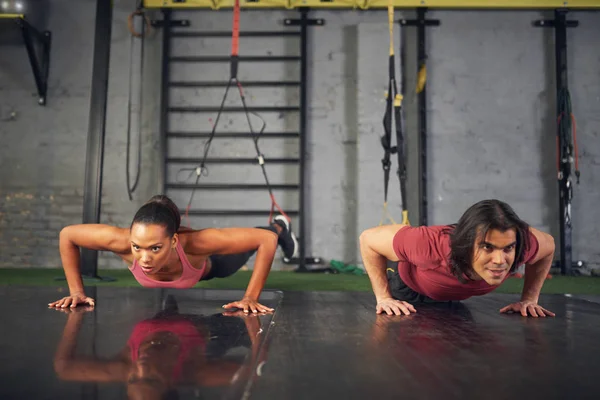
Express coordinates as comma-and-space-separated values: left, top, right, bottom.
0, 0, 162, 268
1, 3, 598, 270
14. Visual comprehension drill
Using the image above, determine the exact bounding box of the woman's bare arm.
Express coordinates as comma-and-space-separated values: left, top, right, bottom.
54, 311, 129, 383
57, 224, 130, 298
183, 227, 278, 311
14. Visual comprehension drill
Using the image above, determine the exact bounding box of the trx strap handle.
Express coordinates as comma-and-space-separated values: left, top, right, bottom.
416, 63, 427, 94
231, 0, 240, 79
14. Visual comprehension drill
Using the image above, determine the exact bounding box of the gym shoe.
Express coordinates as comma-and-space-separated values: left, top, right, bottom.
272, 215, 299, 261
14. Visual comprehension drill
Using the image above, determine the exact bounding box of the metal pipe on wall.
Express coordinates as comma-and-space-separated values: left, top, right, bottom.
80, 0, 113, 278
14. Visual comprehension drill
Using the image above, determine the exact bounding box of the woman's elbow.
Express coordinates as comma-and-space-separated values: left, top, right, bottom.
59, 226, 72, 244
258, 230, 278, 250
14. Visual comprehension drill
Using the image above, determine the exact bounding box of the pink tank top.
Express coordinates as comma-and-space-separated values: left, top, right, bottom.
127, 317, 206, 381
129, 241, 207, 288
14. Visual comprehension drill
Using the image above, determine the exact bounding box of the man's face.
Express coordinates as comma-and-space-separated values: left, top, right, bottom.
471, 228, 517, 285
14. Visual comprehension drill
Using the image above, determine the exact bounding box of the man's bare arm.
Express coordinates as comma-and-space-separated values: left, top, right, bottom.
521, 227, 555, 304
359, 224, 406, 302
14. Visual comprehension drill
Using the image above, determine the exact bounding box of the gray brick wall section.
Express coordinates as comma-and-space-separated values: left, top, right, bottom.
1, 4, 599, 272
0, 0, 161, 269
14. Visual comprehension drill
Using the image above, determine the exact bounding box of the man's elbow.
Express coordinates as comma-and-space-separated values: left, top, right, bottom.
542, 232, 556, 259
531, 233, 556, 266
359, 228, 375, 249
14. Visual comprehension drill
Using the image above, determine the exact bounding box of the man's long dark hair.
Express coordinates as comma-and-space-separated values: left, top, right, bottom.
445, 199, 532, 283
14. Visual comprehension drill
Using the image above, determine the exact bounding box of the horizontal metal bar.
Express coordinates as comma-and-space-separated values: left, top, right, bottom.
399, 18, 441, 26
169, 81, 301, 88
182, 209, 299, 216
171, 31, 300, 37
533, 19, 579, 27
167, 183, 299, 190
284, 18, 325, 26
167, 131, 300, 138
168, 157, 299, 164
170, 56, 300, 63
0, 13, 24, 19
151, 19, 190, 28
169, 106, 299, 113
144, 0, 600, 9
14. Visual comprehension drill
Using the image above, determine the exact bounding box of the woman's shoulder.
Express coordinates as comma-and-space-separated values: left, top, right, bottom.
177, 227, 213, 253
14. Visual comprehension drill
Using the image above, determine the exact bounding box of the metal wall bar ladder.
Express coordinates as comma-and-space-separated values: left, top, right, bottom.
155, 8, 326, 271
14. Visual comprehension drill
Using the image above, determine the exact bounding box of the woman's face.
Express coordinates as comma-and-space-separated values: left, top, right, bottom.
130, 223, 176, 275
127, 332, 181, 400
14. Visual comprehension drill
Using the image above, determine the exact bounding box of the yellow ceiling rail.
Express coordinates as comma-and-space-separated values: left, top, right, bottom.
143, 0, 600, 10
0, 13, 24, 18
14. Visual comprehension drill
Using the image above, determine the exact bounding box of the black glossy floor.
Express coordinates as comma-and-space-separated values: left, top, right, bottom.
1, 286, 599, 400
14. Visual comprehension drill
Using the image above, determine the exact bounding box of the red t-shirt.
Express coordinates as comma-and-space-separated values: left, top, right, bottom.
391, 225, 539, 301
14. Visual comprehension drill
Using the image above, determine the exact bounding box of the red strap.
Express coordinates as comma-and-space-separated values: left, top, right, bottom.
231, 0, 240, 57
268, 193, 291, 224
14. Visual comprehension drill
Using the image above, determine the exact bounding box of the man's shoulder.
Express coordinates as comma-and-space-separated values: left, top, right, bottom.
394, 225, 453, 263
426, 224, 454, 233
403, 224, 454, 237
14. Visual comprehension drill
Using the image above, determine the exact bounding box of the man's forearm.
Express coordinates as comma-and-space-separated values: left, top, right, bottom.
360, 241, 393, 302
521, 254, 553, 303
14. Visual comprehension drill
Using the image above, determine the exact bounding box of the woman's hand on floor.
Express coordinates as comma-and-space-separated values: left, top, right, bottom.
222, 297, 274, 314
49, 292, 95, 309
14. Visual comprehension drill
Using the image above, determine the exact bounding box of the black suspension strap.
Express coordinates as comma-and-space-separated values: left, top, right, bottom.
176, 0, 291, 226
380, 2, 409, 226
557, 87, 580, 226
125, 4, 151, 201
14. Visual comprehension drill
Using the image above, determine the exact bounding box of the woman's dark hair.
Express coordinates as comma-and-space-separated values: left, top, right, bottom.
130, 195, 181, 237
446, 199, 531, 283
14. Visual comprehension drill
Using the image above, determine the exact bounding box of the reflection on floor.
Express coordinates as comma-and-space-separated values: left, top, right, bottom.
1, 286, 599, 399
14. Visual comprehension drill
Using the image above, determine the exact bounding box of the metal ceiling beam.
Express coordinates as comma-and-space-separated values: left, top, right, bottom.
143, 0, 600, 10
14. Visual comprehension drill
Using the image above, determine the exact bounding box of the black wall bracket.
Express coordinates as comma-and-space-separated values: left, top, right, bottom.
283, 17, 325, 26
13, 17, 52, 106
286, 9, 329, 273
533, 9, 579, 276
151, 19, 190, 28
399, 8, 440, 227
79, 0, 116, 282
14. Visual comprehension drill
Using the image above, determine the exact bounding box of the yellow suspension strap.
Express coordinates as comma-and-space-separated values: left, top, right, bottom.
380, 0, 409, 227
416, 63, 427, 94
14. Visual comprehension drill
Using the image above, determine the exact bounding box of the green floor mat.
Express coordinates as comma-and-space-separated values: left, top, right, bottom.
0, 268, 599, 294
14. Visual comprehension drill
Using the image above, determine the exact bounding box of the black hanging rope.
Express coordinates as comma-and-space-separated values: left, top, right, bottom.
557, 87, 580, 184
125, 6, 152, 201
380, 2, 409, 226
176, 0, 291, 226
